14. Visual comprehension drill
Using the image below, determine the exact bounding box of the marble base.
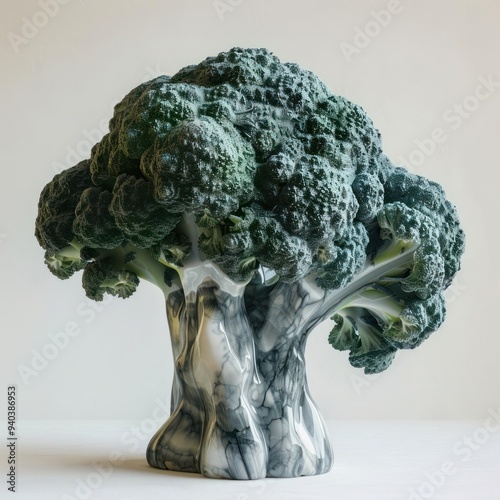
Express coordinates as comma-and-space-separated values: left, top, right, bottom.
147, 264, 333, 479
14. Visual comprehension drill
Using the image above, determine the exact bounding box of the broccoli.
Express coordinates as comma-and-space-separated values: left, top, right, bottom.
35, 47, 465, 480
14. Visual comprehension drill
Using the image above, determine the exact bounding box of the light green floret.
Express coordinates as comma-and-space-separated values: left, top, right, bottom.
44, 241, 86, 280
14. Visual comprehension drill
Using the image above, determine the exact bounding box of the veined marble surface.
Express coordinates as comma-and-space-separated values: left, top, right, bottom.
147, 265, 333, 479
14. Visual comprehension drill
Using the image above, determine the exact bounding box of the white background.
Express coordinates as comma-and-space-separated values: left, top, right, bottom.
1, 0, 499, 426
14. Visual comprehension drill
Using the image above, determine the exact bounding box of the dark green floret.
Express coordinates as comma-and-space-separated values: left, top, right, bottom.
82, 258, 139, 301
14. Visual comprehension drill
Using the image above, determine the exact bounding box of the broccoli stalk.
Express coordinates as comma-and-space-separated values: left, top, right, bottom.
35, 47, 464, 479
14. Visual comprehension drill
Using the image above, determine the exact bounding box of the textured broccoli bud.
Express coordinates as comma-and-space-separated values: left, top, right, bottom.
272, 156, 358, 245
73, 187, 124, 249
151, 233, 192, 267
384, 293, 446, 349
348, 348, 397, 375
257, 228, 312, 283
140, 117, 256, 220
352, 172, 384, 224
115, 78, 202, 159
315, 222, 369, 290
82, 257, 139, 301
44, 243, 86, 280
109, 174, 181, 248
199, 233, 252, 281
35, 161, 93, 252
374, 202, 446, 299
90, 133, 142, 187
384, 168, 465, 285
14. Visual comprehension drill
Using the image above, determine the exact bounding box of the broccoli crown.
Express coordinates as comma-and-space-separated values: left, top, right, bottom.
35, 47, 465, 373
36, 47, 390, 287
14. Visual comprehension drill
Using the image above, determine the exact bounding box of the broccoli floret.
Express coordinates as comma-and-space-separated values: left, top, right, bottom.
109, 174, 181, 248
328, 313, 357, 351
151, 233, 192, 267
352, 172, 384, 224
90, 133, 142, 187
44, 242, 86, 280
348, 348, 397, 375
140, 117, 256, 220
372, 203, 446, 297
328, 285, 446, 371
199, 206, 312, 282
73, 187, 124, 249
272, 155, 358, 245
82, 258, 139, 301
324, 196, 455, 372
315, 222, 369, 290
35, 161, 93, 252
115, 78, 202, 159
384, 168, 465, 285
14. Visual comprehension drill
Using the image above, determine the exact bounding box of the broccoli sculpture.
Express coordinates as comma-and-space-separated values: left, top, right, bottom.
36, 48, 465, 479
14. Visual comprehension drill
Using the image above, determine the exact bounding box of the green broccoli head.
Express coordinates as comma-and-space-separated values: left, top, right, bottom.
35, 47, 464, 375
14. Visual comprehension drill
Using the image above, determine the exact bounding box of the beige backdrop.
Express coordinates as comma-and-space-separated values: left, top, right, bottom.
1, 0, 498, 420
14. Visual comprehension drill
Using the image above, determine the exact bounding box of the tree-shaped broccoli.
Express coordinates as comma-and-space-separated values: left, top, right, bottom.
36, 48, 465, 480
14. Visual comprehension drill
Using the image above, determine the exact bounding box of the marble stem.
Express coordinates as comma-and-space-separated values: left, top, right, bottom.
147, 266, 334, 479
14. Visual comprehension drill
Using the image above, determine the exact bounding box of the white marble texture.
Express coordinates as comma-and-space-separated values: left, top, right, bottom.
146, 265, 334, 479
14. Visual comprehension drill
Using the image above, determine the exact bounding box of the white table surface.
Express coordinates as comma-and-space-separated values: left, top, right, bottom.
3, 420, 499, 500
